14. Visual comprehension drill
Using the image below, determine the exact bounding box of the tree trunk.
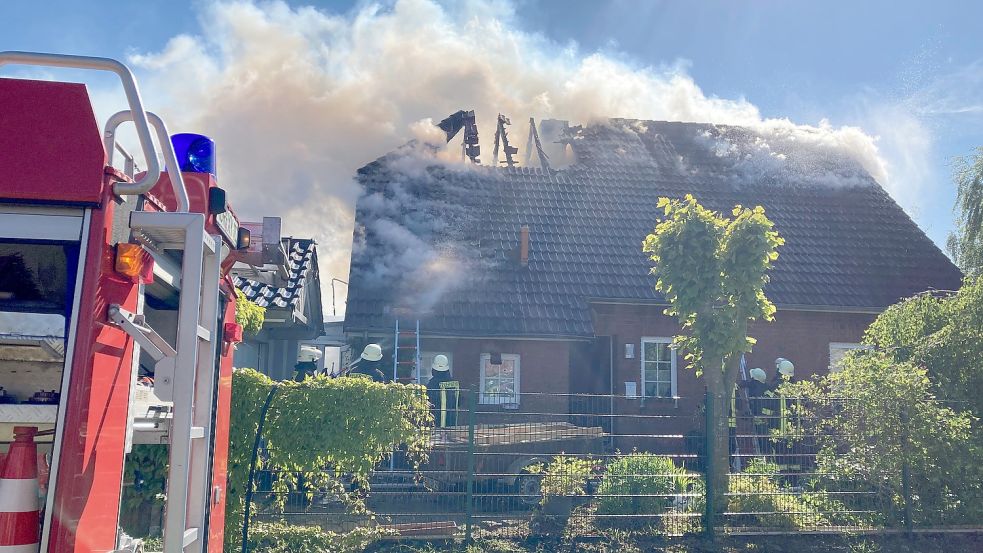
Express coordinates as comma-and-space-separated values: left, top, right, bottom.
708, 389, 730, 514
706, 351, 743, 515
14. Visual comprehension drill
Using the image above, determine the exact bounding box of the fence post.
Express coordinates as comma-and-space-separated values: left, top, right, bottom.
703, 389, 716, 540
464, 389, 477, 543
242, 383, 280, 553
900, 405, 914, 538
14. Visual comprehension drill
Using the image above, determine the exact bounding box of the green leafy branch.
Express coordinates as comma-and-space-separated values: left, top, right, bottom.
224, 369, 432, 552
234, 288, 266, 335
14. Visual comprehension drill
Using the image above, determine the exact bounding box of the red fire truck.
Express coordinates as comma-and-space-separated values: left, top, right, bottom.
0, 52, 246, 552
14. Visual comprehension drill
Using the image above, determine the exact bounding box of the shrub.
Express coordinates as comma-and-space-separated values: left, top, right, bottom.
781, 351, 983, 527
119, 444, 167, 537
799, 480, 879, 529
595, 453, 701, 528
225, 369, 432, 552
234, 288, 266, 334
727, 458, 826, 529
532, 456, 593, 501
141, 536, 162, 551
246, 522, 380, 553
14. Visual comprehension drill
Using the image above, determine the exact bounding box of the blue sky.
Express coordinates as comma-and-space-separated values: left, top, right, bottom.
521, 1, 983, 243
3, 0, 982, 278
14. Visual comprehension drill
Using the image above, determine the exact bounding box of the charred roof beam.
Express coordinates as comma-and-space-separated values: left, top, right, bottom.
437, 109, 481, 164
526, 117, 551, 172
493, 113, 518, 168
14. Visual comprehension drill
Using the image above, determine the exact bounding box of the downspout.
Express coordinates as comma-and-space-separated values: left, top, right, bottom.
609, 335, 616, 441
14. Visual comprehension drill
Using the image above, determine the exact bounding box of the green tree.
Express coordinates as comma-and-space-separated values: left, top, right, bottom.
864, 277, 983, 420
947, 148, 983, 276
642, 194, 783, 504
782, 352, 983, 526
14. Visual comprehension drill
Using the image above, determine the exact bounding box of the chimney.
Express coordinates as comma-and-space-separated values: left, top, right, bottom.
519, 225, 529, 267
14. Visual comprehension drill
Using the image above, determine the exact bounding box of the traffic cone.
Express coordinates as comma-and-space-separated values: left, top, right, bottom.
0, 426, 40, 553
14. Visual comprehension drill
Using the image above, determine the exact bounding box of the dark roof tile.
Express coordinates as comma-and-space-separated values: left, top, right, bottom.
345, 120, 962, 337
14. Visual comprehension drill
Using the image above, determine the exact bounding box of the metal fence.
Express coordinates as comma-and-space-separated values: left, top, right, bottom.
248, 390, 982, 541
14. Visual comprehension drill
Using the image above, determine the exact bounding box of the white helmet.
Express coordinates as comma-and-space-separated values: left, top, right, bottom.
432, 354, 449, 372
749, 367, 767, 383
298, 346, 321, 363
776, 358, 794, 377
361, 343, 383, 361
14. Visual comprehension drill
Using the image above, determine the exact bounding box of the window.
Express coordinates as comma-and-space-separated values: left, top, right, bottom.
419, 351, 453, 383
641, 338, 676, 398
829, 342, 871, 373
479, 353, 519, 405
0, 242, 77, 315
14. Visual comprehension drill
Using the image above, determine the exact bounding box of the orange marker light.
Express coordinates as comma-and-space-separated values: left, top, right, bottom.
115, 243, 154, 283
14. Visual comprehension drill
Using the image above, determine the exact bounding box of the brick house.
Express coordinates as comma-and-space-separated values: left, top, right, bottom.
343, 119, 961, 438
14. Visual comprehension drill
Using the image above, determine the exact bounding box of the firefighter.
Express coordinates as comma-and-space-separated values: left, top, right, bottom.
773, 357, 795, 434
426, 355, 459, 427
776, 357, 794, 380
745, 367, 769, 420
766, 357, 801, 472
761, 359, 794, 425
293, 346, 321, 382
744, 367, 769, 450
747, 367, 769, 399
350, 343, 386, 382
731, 363, 768, 471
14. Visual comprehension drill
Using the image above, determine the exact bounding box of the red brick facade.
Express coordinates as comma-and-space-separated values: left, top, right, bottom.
586, 303, 877, 448
410, 303, 877, 448
415, 336, 577, 419
590, 303, 877, 399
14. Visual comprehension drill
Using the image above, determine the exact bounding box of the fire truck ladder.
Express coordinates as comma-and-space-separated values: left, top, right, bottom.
393, 319, 421, 384
111, 211, 220, 553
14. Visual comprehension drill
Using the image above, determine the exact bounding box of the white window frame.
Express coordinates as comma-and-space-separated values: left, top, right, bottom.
828, 342, 872, 373
419, 351, 453, 384
479, 353, 520, 405
641, 337, 677, 398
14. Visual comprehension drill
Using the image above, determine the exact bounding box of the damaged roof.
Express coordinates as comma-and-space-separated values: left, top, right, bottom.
345, 120, 963, 338
234, 238, 318, 311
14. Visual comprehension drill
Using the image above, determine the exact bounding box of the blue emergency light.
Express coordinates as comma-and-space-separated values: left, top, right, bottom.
170, 133, 216, 176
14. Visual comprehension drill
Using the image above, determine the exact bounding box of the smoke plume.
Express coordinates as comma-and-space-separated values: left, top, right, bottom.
352, 151, 490, 314
126, 0, 897, 315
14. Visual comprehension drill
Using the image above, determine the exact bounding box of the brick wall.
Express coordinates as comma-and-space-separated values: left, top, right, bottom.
419, 337, 575, 416
591, 303, 876, 397
401, 305, 876, 449
587, 303, 877, 447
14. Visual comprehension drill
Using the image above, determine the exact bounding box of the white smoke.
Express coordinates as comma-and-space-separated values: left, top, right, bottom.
351, 153, 488, 314
691, 119, 887, 188
124, 0, 899, 315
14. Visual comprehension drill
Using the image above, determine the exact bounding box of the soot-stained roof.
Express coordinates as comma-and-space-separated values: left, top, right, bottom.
235, 238, 317, 310
345, 120, 962, 338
